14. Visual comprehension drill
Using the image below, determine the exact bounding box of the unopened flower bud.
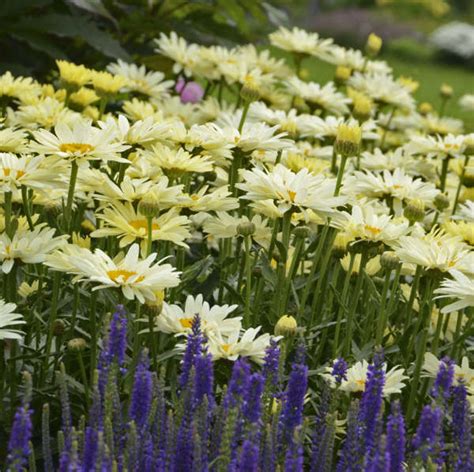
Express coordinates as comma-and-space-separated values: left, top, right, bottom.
145, 290, 164, 316
464, 136, 474, 156
380, 251, 400, 271
237, 221, 256, 237
293, 96, 310, 113
440, 83, 453, 99
335, 66, 352, 85
53, 319, 66, 336
138, 193, 160, 218
334, 123, 362, 157
418, 102, 433, 116
293, 226, 310, 239
434, 193, 450, 211
352, 94, 373, 122
365, 33, 382, 57
68, 338, 87, 352
274, 315, 297, 337
462, 170, 474, 188
299, 68, 310, 80
404, 199, 425, 223
240, 81, 260, 103
81, 219, 96, 233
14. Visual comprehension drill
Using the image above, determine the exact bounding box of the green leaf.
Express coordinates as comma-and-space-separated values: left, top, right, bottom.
0, 0, 52, 18
10, 31, 68, 60
12, 13, 130, 60
66, 0, 118, 27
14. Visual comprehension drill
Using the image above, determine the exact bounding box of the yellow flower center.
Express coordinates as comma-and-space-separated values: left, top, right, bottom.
179, 318, 194, 329
356, 379, 366, 388
221, 343, 231, 353
288, 190, 297, 202
107, 269, 143, 283
364, 224, 382, 237
190, 194, 200, 201
3, 168, 25, 179
59, 143, 94, 154
129, 219, 160, 231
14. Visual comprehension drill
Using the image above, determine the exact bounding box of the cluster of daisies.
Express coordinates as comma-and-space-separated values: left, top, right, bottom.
0, 26, 472, 405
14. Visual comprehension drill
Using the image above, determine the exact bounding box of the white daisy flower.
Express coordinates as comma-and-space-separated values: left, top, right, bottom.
0, 300, 25, 340
30, 120, 130, 163
435, 270, 474, 313
156, 294, 241, 338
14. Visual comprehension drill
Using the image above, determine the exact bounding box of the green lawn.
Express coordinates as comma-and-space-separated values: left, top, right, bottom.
295, 51, 473, 130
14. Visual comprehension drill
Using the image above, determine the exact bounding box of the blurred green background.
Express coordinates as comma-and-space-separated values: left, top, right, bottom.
1, 0, 472, 123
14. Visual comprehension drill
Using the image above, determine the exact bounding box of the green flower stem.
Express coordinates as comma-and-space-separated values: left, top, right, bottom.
40, 271, 61, 387
4, 190, 12, 237
89, 290, 98, 380
21, 185, 34, 230
281, 235, 305, 315
148, 310, 157, 371
229, 151, 243, 195
439, 155, 450, 192
380, 106, 395, 149
77, 350, 89, 405
343, 249, 369, 357
452, 155, 469, 215
333, 253, 355, 357
334, 155, 348, 196
64, 160, 79, 233
273, 211, 293, 318
238, 101, 250, 133
243, 236, 253, 326
375, 268, 394, 346
298, 225, 329, 320
451, 308, 472, 359
310, 230, 337, 324
450, 309, 465, 358
146, 216, 153, 257
70, 283, 80, 338
404, 267, 424, 358
267, 218, 281, 263
405, 277, 437, 423
330, 148, 338, 175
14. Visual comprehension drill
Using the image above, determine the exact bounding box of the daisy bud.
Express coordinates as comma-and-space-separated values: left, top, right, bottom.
68, 338, 87, 352
274, 315, 297, 337
237, 221, 256, 237
72, 232, 91, 249
335, 66, 352, 85
352, 94, 373, 122
365, 33, 382, 57
381, 251, 400, 271
464, 136, 474, 156
462, 169, 474, 188
53, 320, 66, 336
334, 123, 362, 157
293, 96, 310, 113
440, 83, 453, 99
418, 102, 433, 116
240, 78, 260, 103
81, 219, 96, 233
434, 193, 450, 211
404, 199, 425, 224
145, 290, 164, 316
138, 194, 160, 218
299, 68, 310, 80
293, 226, 310, 239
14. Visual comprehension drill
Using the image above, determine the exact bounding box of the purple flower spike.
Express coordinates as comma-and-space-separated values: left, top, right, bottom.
412, 405, 443, 465
331, 358, 348, 385
432, 356, 454, 400
386, 402, 406, 472
452, 383, 473, 471
129, 352, 153, 429
7, 404, 33, 470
